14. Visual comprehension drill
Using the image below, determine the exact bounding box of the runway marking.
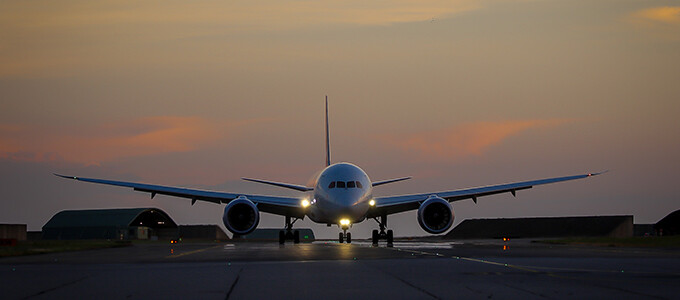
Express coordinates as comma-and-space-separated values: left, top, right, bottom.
456, 256, 680, 277
165, 245, 222, 259
385, 245, 680, 277
456, 256, 540, 273
225, 267, 243, 300
388, 247, 672, 298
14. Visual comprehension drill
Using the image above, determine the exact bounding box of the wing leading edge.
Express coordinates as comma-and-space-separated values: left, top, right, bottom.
369, 172, 606, 217
54, 174, 306, 218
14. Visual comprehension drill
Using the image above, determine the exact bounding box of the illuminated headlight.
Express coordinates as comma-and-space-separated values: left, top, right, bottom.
369, 199, 376, 206
340, 219, 351, 226
301, 199, 310, 208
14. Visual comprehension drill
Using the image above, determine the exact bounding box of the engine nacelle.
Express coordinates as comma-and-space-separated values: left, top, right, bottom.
417, 196, 454, 234
223, 196, 260, 235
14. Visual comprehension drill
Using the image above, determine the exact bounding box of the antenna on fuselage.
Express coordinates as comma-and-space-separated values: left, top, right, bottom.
325, 96, 331, 166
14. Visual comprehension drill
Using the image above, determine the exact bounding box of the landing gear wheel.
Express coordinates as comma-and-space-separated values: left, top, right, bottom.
280, 216, 302, 244
293, 230, 300, 244
339, 232, 344, 243
372, 214, 391, 247
279, 230, 285, 245
346, 232, 352, 244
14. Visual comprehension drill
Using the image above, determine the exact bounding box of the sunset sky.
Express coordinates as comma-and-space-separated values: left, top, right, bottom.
1, 0, 678, 238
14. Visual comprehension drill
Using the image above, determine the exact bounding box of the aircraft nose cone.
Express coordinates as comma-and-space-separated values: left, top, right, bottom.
332, 199, 368, 221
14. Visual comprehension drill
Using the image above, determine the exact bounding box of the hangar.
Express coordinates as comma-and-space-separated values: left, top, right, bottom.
655, 209, 680, 236
445, 215, 634, 239
42, 208, 178, 240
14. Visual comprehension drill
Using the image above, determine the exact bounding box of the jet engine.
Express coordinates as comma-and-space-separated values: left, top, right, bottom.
417, 196, 454, 234
223, 196, 260, 235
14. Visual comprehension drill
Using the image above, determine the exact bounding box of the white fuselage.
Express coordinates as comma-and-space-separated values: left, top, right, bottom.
306, 162, 373, 225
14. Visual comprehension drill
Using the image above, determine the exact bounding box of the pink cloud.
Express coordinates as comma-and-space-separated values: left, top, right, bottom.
380, 119, 571, 162
0, 116, 250, 165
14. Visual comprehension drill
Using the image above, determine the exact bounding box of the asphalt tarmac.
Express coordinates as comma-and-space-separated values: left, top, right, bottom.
1, 239, 679, 299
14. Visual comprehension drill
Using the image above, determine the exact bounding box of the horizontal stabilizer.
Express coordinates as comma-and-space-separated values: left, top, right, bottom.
372, 176, 412, 187
242, 178, 314, 192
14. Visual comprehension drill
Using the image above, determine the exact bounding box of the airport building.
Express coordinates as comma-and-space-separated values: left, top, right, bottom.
42, 208, 178, 240
0, 224, 27, 241
178, 225, 229, 240
445, 215, 634, 239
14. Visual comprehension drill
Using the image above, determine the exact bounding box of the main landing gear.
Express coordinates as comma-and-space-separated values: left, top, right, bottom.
279, 216, 301, 244
371, 215, 394, 247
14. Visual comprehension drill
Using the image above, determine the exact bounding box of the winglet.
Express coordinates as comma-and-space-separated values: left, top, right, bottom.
325, 96, 331, 167
588, 170, 609, 177
54, 173, 78, 180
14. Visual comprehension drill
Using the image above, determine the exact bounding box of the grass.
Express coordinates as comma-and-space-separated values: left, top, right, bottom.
538, 236, 680, 248
0, 240, 131, 257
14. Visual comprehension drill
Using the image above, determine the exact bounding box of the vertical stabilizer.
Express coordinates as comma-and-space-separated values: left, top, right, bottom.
325, 96, 331, 166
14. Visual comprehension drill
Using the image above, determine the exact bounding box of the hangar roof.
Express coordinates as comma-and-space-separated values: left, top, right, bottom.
655, 209, 680, 235
43, 208, 177, 229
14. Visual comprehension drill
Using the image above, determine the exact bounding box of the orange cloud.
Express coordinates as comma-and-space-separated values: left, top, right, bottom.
1, 0, 479, 29
633, 6, 680, 24
0, 116, 247, 165
381, 119, 570, 161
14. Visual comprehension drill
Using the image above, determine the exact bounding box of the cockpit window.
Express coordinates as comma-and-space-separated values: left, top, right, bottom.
328, 181, 364, 189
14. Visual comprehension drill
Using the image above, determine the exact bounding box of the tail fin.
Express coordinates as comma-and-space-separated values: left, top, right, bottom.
325, 96, 331, 166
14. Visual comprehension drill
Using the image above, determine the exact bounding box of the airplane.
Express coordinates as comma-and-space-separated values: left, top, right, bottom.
56, 97, 604, 246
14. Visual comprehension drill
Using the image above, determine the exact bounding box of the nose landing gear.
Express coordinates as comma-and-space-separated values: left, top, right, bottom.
371, 215, 393, 247
338, 230, 352, 243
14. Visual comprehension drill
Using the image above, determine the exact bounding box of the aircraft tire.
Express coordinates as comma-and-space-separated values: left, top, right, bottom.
386, 230, 394, 247
293, 230, 300, 244
346, 232, 352, 243
339, 232, 344, 243
372, 230, 379, 245
279, 230, 285, 244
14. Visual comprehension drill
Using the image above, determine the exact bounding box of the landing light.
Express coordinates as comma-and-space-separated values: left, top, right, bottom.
340, 219, 351, 226
301, 199, 310, 208
369, 199, 376, 206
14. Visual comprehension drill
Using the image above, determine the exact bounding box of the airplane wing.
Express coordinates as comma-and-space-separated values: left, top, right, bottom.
369, 172, 605, 217
54, 174, 306, 218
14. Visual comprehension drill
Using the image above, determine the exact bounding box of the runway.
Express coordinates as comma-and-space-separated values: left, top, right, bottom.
2, 239, 679, 299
